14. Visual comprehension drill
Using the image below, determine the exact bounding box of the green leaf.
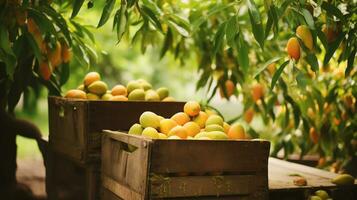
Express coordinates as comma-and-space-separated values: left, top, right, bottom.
98, 0, 117, 28
323, 33, 344, 66
168, 14, 191, 33
167, 20, 188, 37
226, 15, 239, 47
301, 8, 315, 30
24, 32, 42, 62
28, 8, 57, 35
160, 28, 173, 58
247, 0, 265, 49
141, 5, 162, 32
141, 0, 163, 16
213, 22, 226, 55
253, 56, 282, 78
321, 2, 346, 23
71, 0, 85, 18
59, 63, 70, 86
345, 48, 356, 77
237, 33, 249, 74
271, 60, 289, 89
0, 25, 17, 78
116, 0, 128, 42
305, 53, 318, 72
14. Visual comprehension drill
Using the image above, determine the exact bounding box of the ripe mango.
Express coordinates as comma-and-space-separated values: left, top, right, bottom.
228, 124, 245, 139
310, 196, 322, 200
158, 133, 168, 139
205, 115, 224, 126
61, 42, 72, 63
168, 135, 181, 140
287, 37, 301, 61
183, 122, 201, 137
331, 174, 355, 186
145, 90, 160, 101
88, 80, 108, 95
223, 122, 230, 134
140, 111, 160, 129
87, 93, 100, 100
251, 83, 264, 102
205, 124, 224, 132
110, 95, 128, 101
168, 125, 188, 139
65, 89, 87, 99
193, 111, 209, 128
128, 123, 143, 135
48, 41, 62, 67
159, 119, 178, 135
296, 25, 313, 50
157, 87, 169, 100
128, 89, 145, 101
127, 81, 142, 93
142, 127, 159, 139
219, 80, 235, 98
39, 62, 52, 80
194, 131, 209, 139
171, 112, 190, 125
101, 93, 113, 100
309, 127, 319, 144
205, 131, 228, 140
184, 101, 201, 117
77, 84, 85, 91
322, 24, 338, 43
84, 72, 100, 86
244, 108, 254, 123
111, 84, 127, 96
162, 96, 175, 102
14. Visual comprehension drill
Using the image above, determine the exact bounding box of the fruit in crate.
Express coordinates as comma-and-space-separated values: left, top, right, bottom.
126, 101, 248, 141
64, 72, 176, 101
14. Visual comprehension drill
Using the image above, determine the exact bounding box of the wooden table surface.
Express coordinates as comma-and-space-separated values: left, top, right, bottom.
268, 157, 357, 200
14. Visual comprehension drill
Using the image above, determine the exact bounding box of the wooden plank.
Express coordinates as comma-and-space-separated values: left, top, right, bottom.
102, 175, 144, 200
149, 175, 264, 198
268, 157, 357, 190
150, 139, 270, 174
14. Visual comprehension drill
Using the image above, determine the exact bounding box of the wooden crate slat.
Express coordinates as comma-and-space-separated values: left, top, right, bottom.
150, 174, 264, 198
150, 140, 270, 173
102, 175, 144, 200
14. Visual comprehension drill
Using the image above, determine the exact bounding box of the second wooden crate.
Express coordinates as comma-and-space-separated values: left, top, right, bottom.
101, 130, 271, 199
48, 96, 184, 164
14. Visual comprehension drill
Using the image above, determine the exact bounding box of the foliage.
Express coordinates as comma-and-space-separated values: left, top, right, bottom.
0, 0, 356, 167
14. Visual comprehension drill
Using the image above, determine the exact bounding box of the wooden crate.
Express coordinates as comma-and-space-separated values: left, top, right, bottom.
46, 150, 100, 200
101, 130, 271, 199
48, 96, 185, 164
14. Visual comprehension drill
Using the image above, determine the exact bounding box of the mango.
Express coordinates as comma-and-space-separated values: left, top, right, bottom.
111, 84, 127, 96
110, 95, 128, 101
228, 124, 245, 139
205, 124, 225, 132
309, 127, 319, 144
159, 119, 178, 135
310, 196, 322, 200
244, 107, 254, 123
88, 81, 108, 95
168, 125, 188, 139
168, 135, 181, 140
251, 83, 264, 102
296, 25, 313, 50
145, 90, 160, 101
194, 131, 209, 139
171, 112, 190, 125
137, 79, 152, 91
183, 122, 201, 137
140, 111, 160, 129
158, 133, 168, 139
206, 131, 228, 140
65, 89, 87, 99
77, 84, 85, 91
128, 123, 143, 135
287, 37, 301, 61
157, 87, 169, 100
39, 62, 52, 80
61, 42, 72, 63
162, 96, 175, 102
219, 80, 235, 98
128, 89, 145, 101
331, 174, 355, 186
223, 122, 230, 134
193, 111, 209, 128
322, 24, 338, 43
184, 101, 201, 117
127, 81, 142, 93
84, 72, 100, 86
205, 115, 224, 126
87, 93, 100, 100
142, 127, 159, 139
101, 93, 113, 100
315, 190, 329, 200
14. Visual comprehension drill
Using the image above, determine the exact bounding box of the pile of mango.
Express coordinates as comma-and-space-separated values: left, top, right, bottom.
65, 72, 174, 101
127, 101, 246, 140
